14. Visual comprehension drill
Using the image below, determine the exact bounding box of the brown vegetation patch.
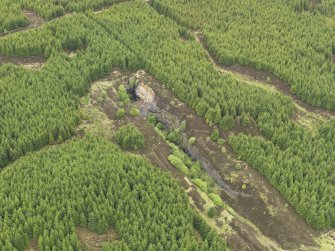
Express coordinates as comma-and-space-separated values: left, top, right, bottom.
194, 229, 203, 243
23, 10, 45, 28
67, 51, 77, 58
76, 227, 117, 251
25, 239, 38, 251
188, 188, 205, 211
0, 55, 46, 69
228, 219, 271, 251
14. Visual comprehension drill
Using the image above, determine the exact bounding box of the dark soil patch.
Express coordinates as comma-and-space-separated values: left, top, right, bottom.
221, 175, 317, 250
76, 227, 117, 251
226, 233, 253, 251
76, 128, 85, 138
228, 219, 270, 251
25, 239, 38, 251
232, 117, 261, 138
0, 10, 45, 37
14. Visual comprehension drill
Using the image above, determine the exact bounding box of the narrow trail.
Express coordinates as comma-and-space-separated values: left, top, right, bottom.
193, 31, 335, 121
0, 2, 126, 67
0, 10, 45, 37
0, 1, 130, 38
0, 55, 45, 69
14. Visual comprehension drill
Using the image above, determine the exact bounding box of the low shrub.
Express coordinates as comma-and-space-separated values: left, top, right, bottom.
115, 124, 144, 150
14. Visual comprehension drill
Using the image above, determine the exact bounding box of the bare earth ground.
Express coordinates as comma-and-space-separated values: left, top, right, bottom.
0, 49, 80, 70
81, 69, 335, 251
76, 227, 117, 251
0, 55, 46, 69
25, 239, 38, 251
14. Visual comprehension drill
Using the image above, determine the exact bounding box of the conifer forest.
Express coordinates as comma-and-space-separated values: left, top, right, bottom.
0, 0, 335, 250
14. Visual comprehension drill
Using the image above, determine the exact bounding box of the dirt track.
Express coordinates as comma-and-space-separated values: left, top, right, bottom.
0, 10, 45, 37
0, 55, 45, 69
193, 31, 335, 120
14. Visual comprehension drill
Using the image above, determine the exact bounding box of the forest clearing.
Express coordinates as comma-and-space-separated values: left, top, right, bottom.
0, 0, 335, 250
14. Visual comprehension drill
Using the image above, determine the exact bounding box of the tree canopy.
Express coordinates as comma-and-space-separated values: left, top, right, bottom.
0, 136, 226, 250
0, 0, 335, 231
115, 124, 144, 150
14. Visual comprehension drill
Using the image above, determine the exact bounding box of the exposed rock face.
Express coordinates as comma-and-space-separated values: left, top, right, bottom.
135, 82, 157, 116
136, 82, 155, 103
